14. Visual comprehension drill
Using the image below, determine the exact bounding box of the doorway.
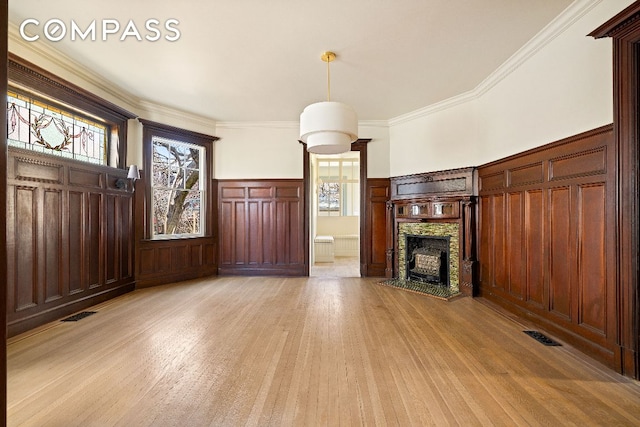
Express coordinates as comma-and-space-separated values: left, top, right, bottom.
309, 151, 361, 277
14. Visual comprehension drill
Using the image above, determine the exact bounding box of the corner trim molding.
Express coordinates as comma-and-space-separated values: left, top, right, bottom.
389, 0, 604, 126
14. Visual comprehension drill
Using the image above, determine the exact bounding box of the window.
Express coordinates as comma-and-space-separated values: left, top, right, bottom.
7, 89, 108, 164
7, 54, 135, 168
140, 119, 218, 240
317, 158, 359, 216
151, 136, 205, 237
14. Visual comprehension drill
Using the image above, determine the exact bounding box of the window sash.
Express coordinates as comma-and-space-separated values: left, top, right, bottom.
150, 136, 206, 239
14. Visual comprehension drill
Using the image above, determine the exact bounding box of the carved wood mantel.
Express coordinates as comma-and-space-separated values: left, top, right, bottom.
387, 167, 477, 296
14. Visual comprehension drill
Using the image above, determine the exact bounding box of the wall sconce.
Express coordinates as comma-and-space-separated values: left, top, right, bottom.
116, 165, 141, 191
127, 165, 140, 192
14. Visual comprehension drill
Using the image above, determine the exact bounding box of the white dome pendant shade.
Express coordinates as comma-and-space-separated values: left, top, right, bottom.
300, 101, 358, 154
300, 51, 358, 154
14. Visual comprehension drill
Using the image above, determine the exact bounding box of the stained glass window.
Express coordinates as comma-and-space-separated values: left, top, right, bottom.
151, 136, 205, 238
7, 90, 107, 164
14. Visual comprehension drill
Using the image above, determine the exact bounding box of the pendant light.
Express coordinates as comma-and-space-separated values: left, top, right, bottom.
300, 51, 358, 154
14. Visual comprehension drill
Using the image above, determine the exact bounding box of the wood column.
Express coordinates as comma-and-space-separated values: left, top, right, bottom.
590, 3, 640, 379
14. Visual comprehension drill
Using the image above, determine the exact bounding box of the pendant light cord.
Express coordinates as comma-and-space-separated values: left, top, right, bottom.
327, 57, 331, 101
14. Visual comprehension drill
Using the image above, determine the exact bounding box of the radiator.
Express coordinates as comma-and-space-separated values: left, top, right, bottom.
314, 236, 334, 263
334, 234, 359, 257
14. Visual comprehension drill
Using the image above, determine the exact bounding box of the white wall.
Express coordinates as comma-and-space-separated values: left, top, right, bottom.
388, 0, 634, 177
316, 216, 359, 237
214, 122, 390, 179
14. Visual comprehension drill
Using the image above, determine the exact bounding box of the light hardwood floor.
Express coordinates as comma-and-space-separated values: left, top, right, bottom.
7, 276, 640, 426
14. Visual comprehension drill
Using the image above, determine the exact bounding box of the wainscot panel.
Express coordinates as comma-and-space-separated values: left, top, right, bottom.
7, 148, 135, 337
218, 180, 305, 276
477, 124, 617, 370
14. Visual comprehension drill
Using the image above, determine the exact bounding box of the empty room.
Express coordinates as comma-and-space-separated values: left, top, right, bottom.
1, 0, 640, 425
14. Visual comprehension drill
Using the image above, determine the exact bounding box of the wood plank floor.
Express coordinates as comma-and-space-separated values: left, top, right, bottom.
7, 276, 640, 426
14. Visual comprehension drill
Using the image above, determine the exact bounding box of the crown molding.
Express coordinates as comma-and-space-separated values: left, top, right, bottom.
137, 100, 217, 131
216, 119, 390, 130
389, 0, 603, 127
215, 121, 299, 130
8, 22, 140, 113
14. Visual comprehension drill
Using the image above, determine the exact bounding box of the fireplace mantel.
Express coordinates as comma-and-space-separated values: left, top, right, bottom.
386, 167, 478, 296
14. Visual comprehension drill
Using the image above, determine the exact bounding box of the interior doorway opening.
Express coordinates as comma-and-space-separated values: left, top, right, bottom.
309, 151, 361, 277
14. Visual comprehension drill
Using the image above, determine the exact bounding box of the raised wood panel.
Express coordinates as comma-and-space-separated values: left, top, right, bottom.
248, 201, 262, 264
220, 201, 233, 265
480, 172, 505, 192
156, 248, 172, 273
549, 148, 606, 181
235, 201, 246, 264
43, 189, 62, 303
509, 163, 543, 187
139, 248, 156, 275
578, 183, 606, 334
478, 125, 616, 371
507, 192, 524, 299
480, 196, 493, 287
172, 245, 189, 270
15, 186, 37, 311
218, 180, 304, 276
249, 187, 272, 199
365, 179, 390, 277
14, 156, 62, 183
262, 201, 273, 264
525, 190, 544, 307
191, 245, 203, 267
221, 187, 245, 199
68, 191, 84, 295
391, 167, 476, 200
106, 195, 117, 283
549, 187, 572, 320
493, 194, 506, 290
69, 167, 102, 188
88, 193, 101, 288
7, 148, 135, 336
120, 195, 132, 279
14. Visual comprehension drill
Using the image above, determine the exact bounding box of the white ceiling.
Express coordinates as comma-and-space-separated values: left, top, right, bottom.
8, 0, 573, 122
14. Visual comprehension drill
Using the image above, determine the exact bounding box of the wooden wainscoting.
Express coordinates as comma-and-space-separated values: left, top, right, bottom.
218, 180, 305, 276
6, 148, 135, 336
362, 178, 390, 277
133, 177, 218, 289
477, 125, 617, 370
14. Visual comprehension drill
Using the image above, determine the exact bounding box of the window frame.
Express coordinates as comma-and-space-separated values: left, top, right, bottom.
317, 157, 360, 217
140, 119, 218, 240
8, 54, 136, 168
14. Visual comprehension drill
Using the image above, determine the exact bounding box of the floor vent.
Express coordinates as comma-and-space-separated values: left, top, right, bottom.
61, 311, 97, 322
524, 330, 561, 346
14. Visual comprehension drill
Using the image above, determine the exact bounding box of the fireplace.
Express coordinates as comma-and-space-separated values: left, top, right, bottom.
405, 235, 450, 287
388, 167, 477, 296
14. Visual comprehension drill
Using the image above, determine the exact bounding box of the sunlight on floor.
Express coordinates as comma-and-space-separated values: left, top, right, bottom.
310, 256, 360, 278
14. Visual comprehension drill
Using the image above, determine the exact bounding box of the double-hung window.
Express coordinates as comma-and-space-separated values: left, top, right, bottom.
151, 136, 205, 237
140, 119, 217, 240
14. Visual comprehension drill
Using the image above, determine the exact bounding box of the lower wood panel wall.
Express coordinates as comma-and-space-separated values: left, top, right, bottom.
478, 125, 619, 370
218, 180, 306, 276
362, 178, 390, 277
7, 148, 135, 336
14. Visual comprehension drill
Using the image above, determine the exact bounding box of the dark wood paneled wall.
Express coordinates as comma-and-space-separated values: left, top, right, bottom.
1, 0, 8, 421
218, 180, 305, 276
133, 178, 218, 288
478, 125, 617, 369
6, 148, 135, 336
362, 178, 390, 277
590, 2, 640, 379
